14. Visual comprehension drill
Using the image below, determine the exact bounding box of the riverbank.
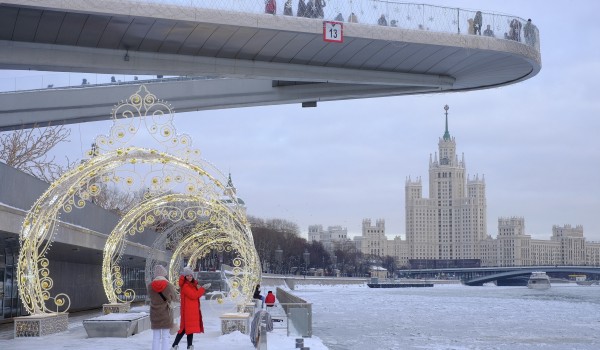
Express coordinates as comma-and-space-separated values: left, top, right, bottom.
261, 275, 461, 289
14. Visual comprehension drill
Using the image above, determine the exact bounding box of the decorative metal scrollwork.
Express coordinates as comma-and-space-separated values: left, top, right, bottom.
18, 85, 259, 315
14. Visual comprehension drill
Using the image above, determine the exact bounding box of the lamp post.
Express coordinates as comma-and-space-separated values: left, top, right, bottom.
332, 255, 337, 277
303, 249, 310, 278
275, 246, 283, 275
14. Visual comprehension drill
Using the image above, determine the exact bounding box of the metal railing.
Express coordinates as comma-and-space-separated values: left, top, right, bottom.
129, 0, 539, 49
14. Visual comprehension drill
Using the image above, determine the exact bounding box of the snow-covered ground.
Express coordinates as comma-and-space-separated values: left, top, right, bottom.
3, 283, 599, 350
0, 297, 328, 350
294, 283, 600, 350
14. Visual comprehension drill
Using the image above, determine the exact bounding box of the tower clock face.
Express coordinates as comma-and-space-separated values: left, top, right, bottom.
441, 157, 449, 165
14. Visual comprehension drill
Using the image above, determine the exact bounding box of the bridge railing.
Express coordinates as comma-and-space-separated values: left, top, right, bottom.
131, 0, 539, 50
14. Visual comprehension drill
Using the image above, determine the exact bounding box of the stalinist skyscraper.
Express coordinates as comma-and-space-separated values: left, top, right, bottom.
405, 105, 487, 261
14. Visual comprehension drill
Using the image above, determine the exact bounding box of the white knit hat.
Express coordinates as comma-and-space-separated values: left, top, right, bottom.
154, 264, 167, 278
182, 266, 194, 276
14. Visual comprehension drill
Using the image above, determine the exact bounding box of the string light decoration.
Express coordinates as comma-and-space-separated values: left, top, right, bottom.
18, 85, 259, 315
103, 193, 259, 305
168, 224, 260, 308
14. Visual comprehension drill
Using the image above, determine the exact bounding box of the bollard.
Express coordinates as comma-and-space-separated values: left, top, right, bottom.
295, 338, 304, 348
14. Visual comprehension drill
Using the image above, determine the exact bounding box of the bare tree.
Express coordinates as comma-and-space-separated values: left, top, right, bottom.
91, 184, 140, 216
0, 125, 73, 182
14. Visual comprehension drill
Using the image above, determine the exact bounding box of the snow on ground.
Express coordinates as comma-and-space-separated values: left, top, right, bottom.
3, 283, 600, 350
0, 296, 328, 350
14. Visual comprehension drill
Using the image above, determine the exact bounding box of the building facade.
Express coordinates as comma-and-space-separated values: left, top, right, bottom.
352, 106, 600, 269
405, 105, 487, 261
480, 219, 599, 267
307, 224, 351, 253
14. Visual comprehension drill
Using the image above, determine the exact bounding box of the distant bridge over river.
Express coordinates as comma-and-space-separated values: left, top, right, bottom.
399, 266, 600, 286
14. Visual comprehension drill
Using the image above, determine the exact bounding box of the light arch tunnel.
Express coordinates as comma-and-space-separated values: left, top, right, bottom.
18, 146, 260, 315
103, 192, 261, 305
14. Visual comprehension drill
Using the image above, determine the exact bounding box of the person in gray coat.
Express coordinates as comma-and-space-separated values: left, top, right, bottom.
148, 264, 178, 350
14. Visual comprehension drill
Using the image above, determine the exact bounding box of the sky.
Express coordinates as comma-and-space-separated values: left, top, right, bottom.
1, 0, 599, 241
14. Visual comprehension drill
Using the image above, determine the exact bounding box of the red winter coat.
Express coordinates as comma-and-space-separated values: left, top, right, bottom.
177, 275, 206, 334
265, 292, 276, 306
265, 0, 276, 14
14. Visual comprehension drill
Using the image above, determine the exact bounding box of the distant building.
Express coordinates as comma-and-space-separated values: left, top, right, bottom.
357, 218, 408, 266
480, 219, 600, 267
405, 105, 487, 261
369, 266, 388, 279
307, 224, 351, 253
361, 218, 387, 256
222, 173, 247, 215
356, 106, 600, 268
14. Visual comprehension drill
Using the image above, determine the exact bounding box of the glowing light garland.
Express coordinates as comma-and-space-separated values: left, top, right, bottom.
18, 85, 260, 315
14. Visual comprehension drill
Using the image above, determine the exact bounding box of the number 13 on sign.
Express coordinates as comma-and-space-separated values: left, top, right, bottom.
323, 21, 343, 43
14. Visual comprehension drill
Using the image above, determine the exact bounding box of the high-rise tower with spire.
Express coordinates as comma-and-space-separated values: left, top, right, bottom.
405, 106, 487, 261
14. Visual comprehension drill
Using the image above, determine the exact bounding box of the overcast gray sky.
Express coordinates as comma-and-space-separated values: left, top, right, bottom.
2, 0, 599, 241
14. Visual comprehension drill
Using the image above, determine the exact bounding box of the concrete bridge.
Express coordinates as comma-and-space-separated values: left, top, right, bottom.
464, 267, 600, 286
0, 0, 541, 130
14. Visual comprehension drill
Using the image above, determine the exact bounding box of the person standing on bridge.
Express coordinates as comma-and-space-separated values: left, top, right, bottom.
265, 0, 276, 15
473, 11, 483, 35
314, 0, 326, 19
297, 0, 307, 17
483, 24, 495, 37
305, 0, 315, 18
524, 19, 537, 46
284, 0, 293, 16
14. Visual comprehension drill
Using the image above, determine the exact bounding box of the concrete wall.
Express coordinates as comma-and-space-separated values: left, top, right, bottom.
45, 259, 106, 312
261, 275, 368, 290
0, 161, 165, 256
0, 162, 119, 234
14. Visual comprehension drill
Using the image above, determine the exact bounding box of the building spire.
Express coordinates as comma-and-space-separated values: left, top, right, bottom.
227, 172, 234, 188
443, 104, 451, 141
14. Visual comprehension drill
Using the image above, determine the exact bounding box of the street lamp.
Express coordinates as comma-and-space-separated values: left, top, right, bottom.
275, 246, 283, 275
332, 255, 337, 277
303, 249, 310, 277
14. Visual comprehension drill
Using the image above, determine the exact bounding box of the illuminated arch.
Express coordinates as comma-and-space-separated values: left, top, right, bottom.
103, 193, 259, 304
18, 85, 258, 315
167, 225, 261, 305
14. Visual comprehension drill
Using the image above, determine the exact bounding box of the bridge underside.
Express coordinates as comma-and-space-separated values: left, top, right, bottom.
0, 1, 541, 130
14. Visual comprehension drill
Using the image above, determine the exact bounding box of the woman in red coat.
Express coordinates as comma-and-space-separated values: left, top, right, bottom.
171, 267, 210, 350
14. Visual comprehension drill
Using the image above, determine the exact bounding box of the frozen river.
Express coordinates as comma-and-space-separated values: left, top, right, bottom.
294, 283, 600, 350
